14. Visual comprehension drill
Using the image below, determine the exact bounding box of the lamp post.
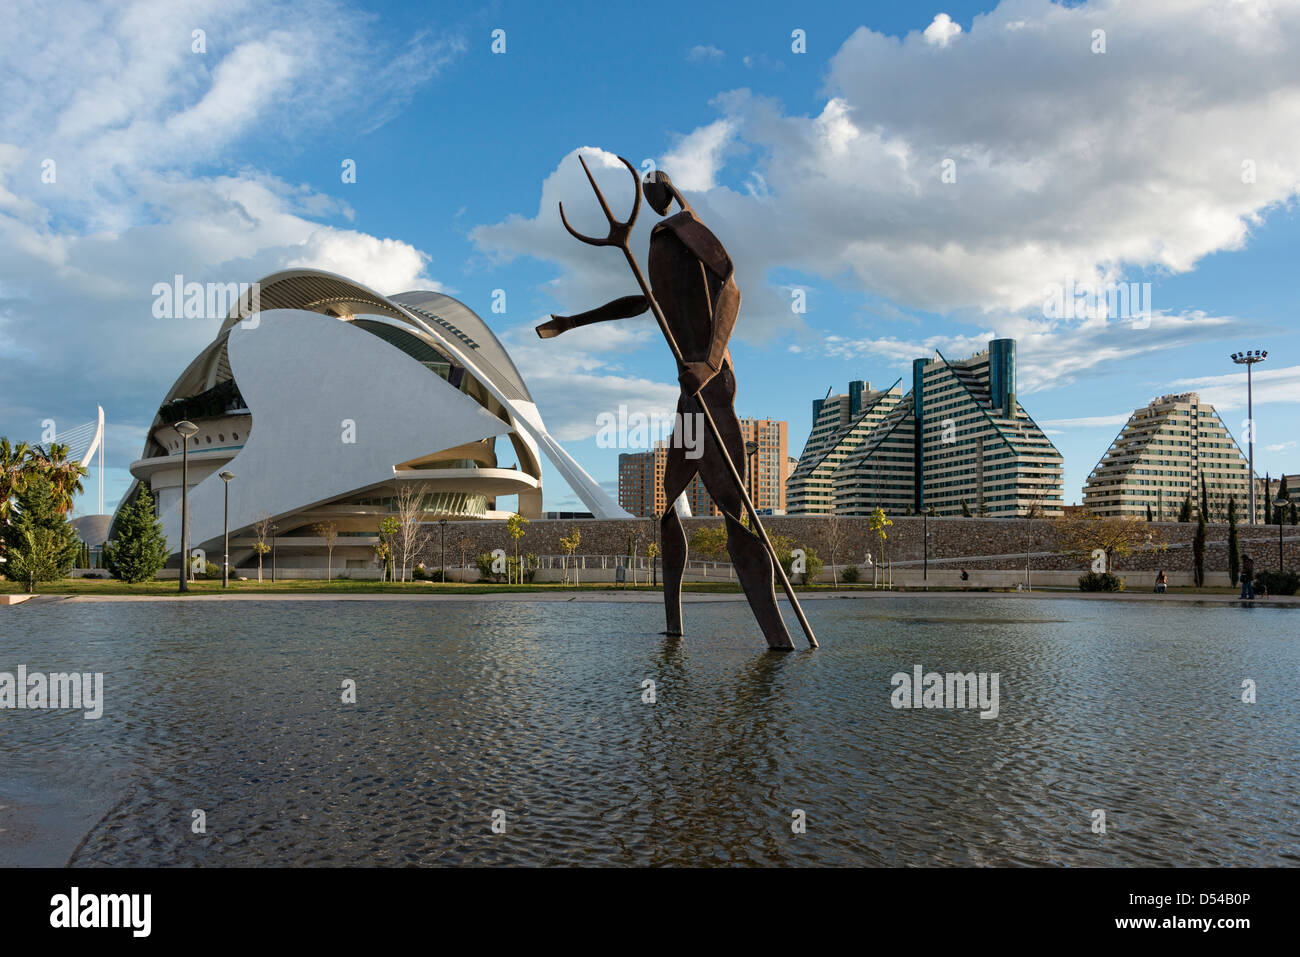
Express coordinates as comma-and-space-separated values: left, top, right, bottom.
1277, 496, 1290, 572
271, 523, 278, 582
174, 420, 199, 593
1231, 350, 1267, 524
745, 440, 759, 506
219, 470, 234, 588
439, 518, 448, 583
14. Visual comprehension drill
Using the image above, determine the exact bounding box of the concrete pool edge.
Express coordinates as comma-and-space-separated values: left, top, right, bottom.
8, 590, 1299, 607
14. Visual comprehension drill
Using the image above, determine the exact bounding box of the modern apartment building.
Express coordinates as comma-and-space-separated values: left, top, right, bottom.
1083, 393, 1254, 520
738, 417, 791, 513
618, 416, 789, 518
790, 339, 1063, 517
785, 380, 903, 514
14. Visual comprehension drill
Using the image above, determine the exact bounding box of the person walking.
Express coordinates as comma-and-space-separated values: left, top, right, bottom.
1240, 553, 1255, 600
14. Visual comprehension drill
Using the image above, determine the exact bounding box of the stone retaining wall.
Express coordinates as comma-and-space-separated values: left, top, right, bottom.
418, 515, 1300, 576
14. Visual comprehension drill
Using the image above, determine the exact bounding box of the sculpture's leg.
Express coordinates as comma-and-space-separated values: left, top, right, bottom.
722, 510, 794, 650
659, 428, 696, 637
660, 505, 687, 636
696, 366, 795, 651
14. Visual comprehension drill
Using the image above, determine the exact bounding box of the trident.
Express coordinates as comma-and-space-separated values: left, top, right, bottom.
556, 154, 818, 649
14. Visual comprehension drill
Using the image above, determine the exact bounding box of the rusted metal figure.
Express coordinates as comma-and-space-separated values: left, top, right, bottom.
537, 154, 817, 650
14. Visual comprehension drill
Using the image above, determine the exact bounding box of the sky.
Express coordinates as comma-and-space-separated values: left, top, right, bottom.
1, 0, 1298, 517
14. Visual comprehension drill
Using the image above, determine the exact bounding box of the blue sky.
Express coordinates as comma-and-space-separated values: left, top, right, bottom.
1, 0, 1297, 517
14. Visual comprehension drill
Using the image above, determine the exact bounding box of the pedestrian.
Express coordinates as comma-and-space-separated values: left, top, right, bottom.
1154, 569, 1168, 594
960, 568, 969, 583
1240, 553, 1255, 600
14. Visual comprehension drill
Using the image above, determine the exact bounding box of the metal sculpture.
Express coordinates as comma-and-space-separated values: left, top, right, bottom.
537, 154, 817, 650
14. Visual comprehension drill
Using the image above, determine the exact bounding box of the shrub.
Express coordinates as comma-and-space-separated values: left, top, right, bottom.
1079, 571, 1125, 592
1253, 570, 1299, 596
476, 552, 503, 583
841, 565, 860, 583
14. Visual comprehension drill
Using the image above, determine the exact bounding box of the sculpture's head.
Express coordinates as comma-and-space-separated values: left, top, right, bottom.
644, 170, 688, 216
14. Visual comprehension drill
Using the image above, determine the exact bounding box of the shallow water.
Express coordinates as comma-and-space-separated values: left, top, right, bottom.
1, 596, 1296, 866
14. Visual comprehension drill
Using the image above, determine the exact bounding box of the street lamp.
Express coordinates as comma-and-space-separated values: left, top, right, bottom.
174, 420, 199, 593
219, 471, 234, 588
439, 518, 448, 583
745, 440, 759, 504
1276, 496, 1290, 572
271, 523, 278, 582
1230, 350, 1268, 524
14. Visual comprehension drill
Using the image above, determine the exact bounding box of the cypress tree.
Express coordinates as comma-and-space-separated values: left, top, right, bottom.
105, 486, 168, 584
1178, 494, 1192, 523
1226, 496, 1240, 586
1264, 472, 1272, 525
1200, 476, 1210, 522
1193, 510, 1207, 588
2, 476, 80, 592
1145, 503, 1153, 522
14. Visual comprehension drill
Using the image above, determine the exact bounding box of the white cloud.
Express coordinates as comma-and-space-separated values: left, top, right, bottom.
1039, 413, 1132, 429
475, 0, 1300, 363
499, 319, 681, 442
688, 45, 725, 62
821, 311, 1243, 393
1169, 365, 1300, 410
1266, 441, 1297, 452
923, 14, 963, 48
0, 0, 464, 513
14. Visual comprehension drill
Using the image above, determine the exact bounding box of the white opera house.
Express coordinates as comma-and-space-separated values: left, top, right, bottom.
116, 268, 628, 573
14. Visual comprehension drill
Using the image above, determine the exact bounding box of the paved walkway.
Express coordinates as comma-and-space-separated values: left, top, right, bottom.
10, 589, 1298, 607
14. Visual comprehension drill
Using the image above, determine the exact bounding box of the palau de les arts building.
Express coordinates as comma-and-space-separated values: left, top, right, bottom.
786, 339, 1066, 517
114, 269, 629, 572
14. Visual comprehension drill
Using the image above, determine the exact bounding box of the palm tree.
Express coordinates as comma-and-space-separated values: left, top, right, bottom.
1, 438, 36, 523
32, 442, 86, 514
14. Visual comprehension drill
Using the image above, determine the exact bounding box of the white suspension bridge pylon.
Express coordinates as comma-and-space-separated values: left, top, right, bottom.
33, 406, 105, 515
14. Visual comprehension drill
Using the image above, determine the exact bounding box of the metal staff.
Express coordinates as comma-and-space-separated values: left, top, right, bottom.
558, 154, 818, 648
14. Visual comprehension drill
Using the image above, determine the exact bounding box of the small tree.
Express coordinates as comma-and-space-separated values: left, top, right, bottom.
393, 485, 431, 583
506, 512, 529, 585
961, 500, 972, 518
377, 516, 399, 581
1145, 503, 1153, 522
312, 521, 339, 581
103, 485, 168, 584
869, 507, 893, 586
1226, 496, 1240, 586
1178, 495, 1192, 523
1054, 512, 1165, 573
559, 526, 581, 585
252, 516, 273, 582
455, 535, 474, 580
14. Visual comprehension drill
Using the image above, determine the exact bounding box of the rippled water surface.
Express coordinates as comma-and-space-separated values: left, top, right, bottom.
2, 597, 1296, 866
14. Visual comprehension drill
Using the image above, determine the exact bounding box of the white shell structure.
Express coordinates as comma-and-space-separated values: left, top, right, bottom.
119, 268, 628, 570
